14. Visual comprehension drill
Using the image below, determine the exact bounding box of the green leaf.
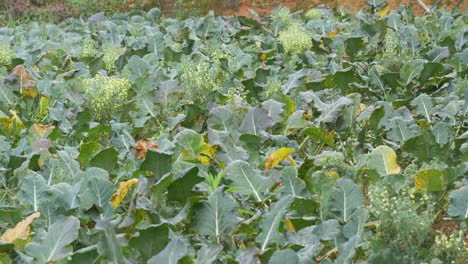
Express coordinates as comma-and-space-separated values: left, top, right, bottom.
167, 167, 203, 203
367, 145, 401, 176
225, 161, 275, 202
268, 249, 299, 264
278, 166, 306, 197
414, 169, 445, 192
127, 55, 149, 79
331, 179, 364, 222
129, 224, 170, 260
195, 244, 222, 264
401, 131, 445, 162
367, 0, 387, 9
431, 122, 450, 146
208, 106, 234, 132
21, 175, 49, 212
240, 107, 274, 136
281, 69, 308, 94
256, 195, 293, 251
386, 117, 420, 143
411, 94, 434, 124
148, 233, 189, 264
89, 147, 118, 172
400, 60, 424, 86
175, 129, 205, 156
140, 150, 172, 179
191, 188, 239, 238
300, 91, 354, 123
303, 126, 335, 147
282, 110, 307, 135
79, 169, 114, 210
447, 186, 468, 221
25, 216, 80, 263
262, 99, 285, 124
95, 219, 125, 264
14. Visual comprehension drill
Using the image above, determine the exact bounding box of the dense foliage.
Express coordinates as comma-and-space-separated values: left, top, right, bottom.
0, 1, 467, 263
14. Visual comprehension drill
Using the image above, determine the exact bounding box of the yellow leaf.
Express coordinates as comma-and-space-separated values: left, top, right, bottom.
198, 143, 218, 166
9, 110, 24, 129
111, 178, 138, 208
264, 147, 296, 170
285, 216, 296, 232
22, 88, 38, 97
39, 93, 50, 117
328, 27, 340, 39
377, 5, 391, 17
325, 170, 340, 179
0, 212, 40, 243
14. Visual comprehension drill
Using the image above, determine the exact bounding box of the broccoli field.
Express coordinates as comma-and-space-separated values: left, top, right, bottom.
0, 1, 467, 263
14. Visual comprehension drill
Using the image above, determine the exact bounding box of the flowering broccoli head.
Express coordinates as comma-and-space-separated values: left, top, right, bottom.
81, 38, 97, 59
179, 57, 225, 105
278, 25, 312, 55
102, 44, 125, 72
0, 42, 15, 65
83, 75, 131, 121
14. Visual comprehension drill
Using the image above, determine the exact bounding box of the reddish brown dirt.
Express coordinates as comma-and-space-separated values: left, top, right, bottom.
4, 0, 466, 20
218, 0, 466, 17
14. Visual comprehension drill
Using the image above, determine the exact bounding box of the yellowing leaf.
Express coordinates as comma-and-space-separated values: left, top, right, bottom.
414, 169, 445, 192
285, 216, 296, 232
377, 5, 391, 17
264, 147, 296, 170
325, 170, 340, 179
111, 178, 138, 207
9, 110, 24, 129
22, 88, 38, 97
328, 27, 340, 39
198, 143, 218, 166
39, 93, 50, 117
368, 145, 401, 176
0, 212, 40, 243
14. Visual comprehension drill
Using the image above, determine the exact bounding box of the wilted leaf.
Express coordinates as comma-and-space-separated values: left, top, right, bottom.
0, 212, 40, 243
134, 139, 159, 159
111, 178, 138, 207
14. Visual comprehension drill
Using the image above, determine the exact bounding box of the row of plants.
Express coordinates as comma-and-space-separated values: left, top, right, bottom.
0, 0, 467, 263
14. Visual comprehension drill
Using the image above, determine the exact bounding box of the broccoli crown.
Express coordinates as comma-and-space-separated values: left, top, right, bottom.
0, 42, 15, 65
305, 9, 322, 20
278, 26, 312, 55
83, 75, 131, 121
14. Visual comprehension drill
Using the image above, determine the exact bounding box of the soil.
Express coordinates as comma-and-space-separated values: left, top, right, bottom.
3, 0, 467, 20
